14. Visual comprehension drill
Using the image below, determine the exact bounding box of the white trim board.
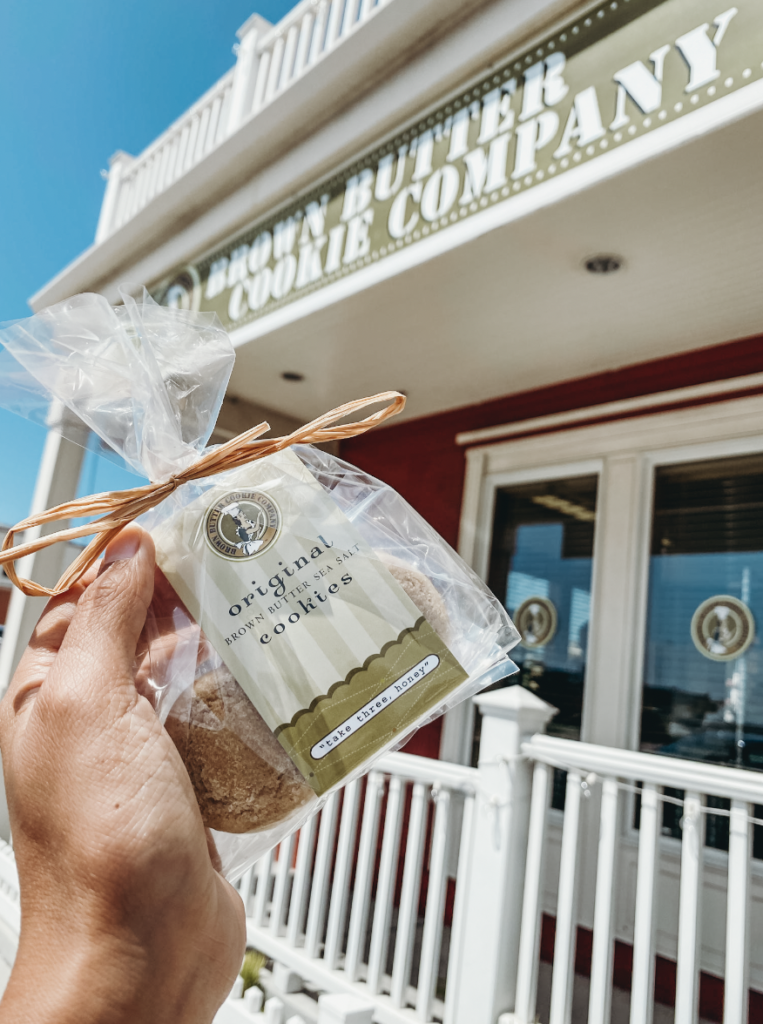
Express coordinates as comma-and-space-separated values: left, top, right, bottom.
455, 371, 763, 447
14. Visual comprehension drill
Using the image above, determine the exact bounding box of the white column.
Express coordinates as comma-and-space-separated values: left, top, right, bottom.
227, 13, 272, 134
584, 453, 650, 748
0, 411, 88, 696
447, 686, 556, 1024
94, 150, 134, 244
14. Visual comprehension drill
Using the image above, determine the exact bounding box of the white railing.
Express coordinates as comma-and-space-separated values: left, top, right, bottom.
514, 735, 763, 1024
96, 0, 393, 242
99, 71, 236, 241
237, 751, 480, 1024
3, 686, 763, 1023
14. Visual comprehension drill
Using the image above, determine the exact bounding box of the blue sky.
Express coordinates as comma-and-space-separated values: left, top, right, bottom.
0, 0, 296, 527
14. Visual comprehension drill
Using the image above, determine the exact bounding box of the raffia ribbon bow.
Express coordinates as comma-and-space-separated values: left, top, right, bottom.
0, 391, 405, 599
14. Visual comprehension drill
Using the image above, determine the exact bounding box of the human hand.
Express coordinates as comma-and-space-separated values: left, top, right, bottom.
0, 525, 245, 1024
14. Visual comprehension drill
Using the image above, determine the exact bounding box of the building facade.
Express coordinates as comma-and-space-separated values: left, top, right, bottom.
9, 0, 763, 1018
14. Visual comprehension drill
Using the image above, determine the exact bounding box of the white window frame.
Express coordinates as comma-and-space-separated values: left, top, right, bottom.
442, 388, 763, 764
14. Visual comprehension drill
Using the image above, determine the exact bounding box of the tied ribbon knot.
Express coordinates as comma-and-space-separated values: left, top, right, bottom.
0, 391, 405, 599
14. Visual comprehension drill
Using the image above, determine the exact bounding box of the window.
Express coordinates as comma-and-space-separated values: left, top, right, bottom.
485, 474, 598, 741
640, 454, 763, 770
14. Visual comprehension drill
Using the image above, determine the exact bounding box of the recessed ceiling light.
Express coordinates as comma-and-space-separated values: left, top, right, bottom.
281, 371, 304, 382
584, 254, 623, 274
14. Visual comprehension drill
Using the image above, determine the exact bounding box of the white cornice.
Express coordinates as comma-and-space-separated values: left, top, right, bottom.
455, 370, 763, 447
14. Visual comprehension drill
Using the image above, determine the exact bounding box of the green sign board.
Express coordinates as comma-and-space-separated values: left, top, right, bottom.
155, 0, 761, 330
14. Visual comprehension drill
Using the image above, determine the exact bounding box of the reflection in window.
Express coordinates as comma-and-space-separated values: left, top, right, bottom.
641, 454, 763, 771
484, 475, 598, 742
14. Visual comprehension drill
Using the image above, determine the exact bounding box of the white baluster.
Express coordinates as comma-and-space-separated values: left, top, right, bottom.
279, 23, 299, 90
549, 771, 583, 1024
416, 788, 451, 1022
340, 0, 361, 36
367, 775, 404, 993
155, 140, 173, 195
270, 834, 297, 937
206, 95, 222, 153
513, 760, 552, 1024
345, 772, 385, 982
251, 49, 271, 113
359, 0, 375, 19
265, 36, 285, 102
134, 163, 150, 214
185, 116, 200, 172
143, 154, 159, 204
443, 791, 475, 1024
630, 783, 660, 1024
324, 780, 361, 968
176, 124, 190, 175
253, 849, 275, 927
238, 864, 256, 918
218, 82, 234, 144
391, 781, 427, 1007
163, 135, 179, 188
293, 12, 314, 77
324, 0, 343, 50
675, 791, 703, 1024
194, 106, 211, 162
308, 2, 328, 62
305, 793, 339, 957
724, 799, 751, 1024
588, 777, 620, 1024
287, 816, 318, 946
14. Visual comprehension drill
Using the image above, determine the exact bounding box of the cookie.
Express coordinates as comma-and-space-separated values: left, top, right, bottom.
381, 558, 452, 642
166, 666, 314, 834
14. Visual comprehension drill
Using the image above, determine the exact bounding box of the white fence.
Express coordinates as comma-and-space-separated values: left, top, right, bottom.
2, 684, 763, 1023
96, 0, 394, 242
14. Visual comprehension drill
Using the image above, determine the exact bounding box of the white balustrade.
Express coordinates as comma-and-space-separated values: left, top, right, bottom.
240, 750, 483, 1024
514, 734, 763, 1024
1, 688, 762, 1024
96, 0, 389, 241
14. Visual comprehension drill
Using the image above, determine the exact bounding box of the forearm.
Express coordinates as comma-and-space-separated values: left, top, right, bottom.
1, 928, 222, 1024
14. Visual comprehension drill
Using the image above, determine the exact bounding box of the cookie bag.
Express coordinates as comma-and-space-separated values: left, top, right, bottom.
0, 292, 519, 879
140, 443, 519, 877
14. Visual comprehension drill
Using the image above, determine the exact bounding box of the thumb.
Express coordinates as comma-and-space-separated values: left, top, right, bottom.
44, 525, 156, 705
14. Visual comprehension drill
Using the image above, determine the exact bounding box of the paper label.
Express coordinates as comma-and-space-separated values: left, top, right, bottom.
153, 449, 467, 794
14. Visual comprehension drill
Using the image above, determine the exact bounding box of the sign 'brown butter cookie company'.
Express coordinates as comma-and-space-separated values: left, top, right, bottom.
155, 0, 760, 328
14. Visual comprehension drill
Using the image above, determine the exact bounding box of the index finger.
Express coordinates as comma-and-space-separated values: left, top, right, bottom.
2, 564, 99, 716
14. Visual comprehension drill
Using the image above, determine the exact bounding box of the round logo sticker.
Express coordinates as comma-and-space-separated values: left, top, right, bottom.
516, 596, 558, 649
690, 595, 755, 662
205, 490, 281, 560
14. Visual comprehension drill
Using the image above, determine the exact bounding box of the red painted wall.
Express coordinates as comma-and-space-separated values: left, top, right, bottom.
340, 332, 763, 757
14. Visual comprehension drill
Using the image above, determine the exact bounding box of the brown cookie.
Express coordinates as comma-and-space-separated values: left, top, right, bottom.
381, 558, 452, 642
166, 667, 314, 834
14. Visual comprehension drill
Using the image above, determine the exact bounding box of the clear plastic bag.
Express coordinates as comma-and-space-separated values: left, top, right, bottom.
0, 291, 519, 879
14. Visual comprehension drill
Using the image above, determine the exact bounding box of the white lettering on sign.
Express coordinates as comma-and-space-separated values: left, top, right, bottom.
675, 7, 738, 91
309, 655, 441, 760
183, 3, 744, 323
555, 86, 606, 158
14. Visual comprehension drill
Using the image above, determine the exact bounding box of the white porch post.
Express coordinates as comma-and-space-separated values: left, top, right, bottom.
0, 412, 87, 696
228, 14, 272, 133
94, 150, 133, 244
447, 686, 556, 1024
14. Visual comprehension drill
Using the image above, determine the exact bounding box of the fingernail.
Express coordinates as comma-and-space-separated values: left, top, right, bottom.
103, 527, 142, 566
